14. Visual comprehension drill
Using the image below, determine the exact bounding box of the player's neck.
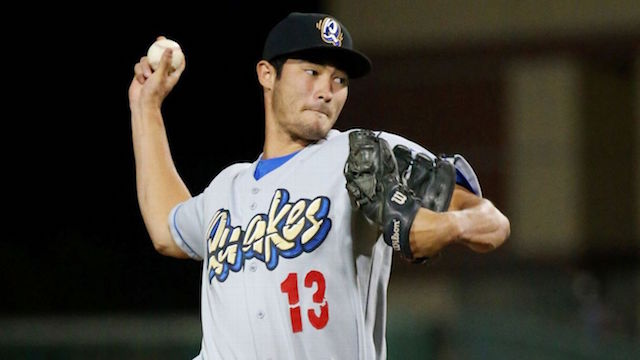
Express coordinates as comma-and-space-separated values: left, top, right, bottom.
263, 140, 306, 159
263, 125, 310, 159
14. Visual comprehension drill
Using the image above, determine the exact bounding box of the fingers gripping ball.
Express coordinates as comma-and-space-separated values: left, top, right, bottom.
344, 130, 422, 261
147, 38, 185, 72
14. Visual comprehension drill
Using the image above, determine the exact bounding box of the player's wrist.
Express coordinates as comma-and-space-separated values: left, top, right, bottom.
131, 97, 161, 119
381, 183, 421, 259
447, 210, 466, 244
409, 208, 457, 258
137, 105, 165, 125
140, 95, 164, 111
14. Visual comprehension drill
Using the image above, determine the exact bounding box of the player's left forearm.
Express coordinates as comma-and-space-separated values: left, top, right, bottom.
449, 198, 510, 253
408, 198, 510, 258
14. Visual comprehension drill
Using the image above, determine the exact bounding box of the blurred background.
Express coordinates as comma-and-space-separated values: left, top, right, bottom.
3, 0, 638, 359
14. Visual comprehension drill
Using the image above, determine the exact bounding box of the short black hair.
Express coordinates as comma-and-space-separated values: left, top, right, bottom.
269, 56, 288, 79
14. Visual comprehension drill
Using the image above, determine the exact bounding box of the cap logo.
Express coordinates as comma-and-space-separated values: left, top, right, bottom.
316, 17, 343, 47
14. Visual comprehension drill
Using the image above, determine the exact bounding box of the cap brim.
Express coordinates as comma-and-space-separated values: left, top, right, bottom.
281, 47, 372, 79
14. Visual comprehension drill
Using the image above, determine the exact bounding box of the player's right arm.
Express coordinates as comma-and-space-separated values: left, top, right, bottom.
128, 42, 189, 259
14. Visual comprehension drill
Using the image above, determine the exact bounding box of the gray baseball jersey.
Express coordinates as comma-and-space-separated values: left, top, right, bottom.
168, 129, 481, 360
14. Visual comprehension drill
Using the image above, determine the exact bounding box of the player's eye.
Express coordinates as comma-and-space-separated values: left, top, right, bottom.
334, 77, 348, 86
305, 69, 319, 76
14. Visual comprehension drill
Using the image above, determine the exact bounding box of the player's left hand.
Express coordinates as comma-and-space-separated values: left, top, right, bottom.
344, 130, 457, 263
392, 145, 455, 212
344, 129, 423, 261
391, 145, 456, 262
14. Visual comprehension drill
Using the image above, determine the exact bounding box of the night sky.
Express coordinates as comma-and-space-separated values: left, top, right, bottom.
5, 2, 321, 315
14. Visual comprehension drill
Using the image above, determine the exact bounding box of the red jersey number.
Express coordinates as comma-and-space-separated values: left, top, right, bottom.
280, 270, 329, 333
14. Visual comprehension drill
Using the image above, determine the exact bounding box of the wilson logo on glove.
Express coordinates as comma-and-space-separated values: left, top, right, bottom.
390, 191, 407, 205
391, 219, 401, 252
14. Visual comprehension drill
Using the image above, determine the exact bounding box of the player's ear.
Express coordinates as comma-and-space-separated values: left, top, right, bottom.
257, 60, 276, 90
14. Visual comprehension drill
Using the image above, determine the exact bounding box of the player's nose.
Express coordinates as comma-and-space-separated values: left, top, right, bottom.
315, 75, 334, 102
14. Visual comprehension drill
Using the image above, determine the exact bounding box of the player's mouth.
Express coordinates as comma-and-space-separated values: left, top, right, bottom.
304, 107, 331, 118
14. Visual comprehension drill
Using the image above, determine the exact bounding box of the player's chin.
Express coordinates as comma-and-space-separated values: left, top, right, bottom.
305, 118, 334, 140
299, 113, 334, 140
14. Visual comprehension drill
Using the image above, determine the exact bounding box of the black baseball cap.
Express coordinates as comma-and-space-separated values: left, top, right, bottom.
262, 12, 372, 78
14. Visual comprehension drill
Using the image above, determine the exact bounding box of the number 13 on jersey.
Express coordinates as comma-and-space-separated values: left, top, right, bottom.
280, 270, 329, 333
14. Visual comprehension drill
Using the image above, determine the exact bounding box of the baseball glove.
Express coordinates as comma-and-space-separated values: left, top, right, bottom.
393, 145, 456, 263
392, 145, 456, 212
344, 130, 422, 261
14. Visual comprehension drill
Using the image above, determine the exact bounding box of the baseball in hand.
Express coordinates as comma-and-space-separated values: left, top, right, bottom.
147, 38, 185, 72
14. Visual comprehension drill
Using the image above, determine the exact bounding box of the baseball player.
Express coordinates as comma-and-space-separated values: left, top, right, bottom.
128, 12, 510, 360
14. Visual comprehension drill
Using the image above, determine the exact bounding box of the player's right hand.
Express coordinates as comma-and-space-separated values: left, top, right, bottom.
128, 36, 186, 113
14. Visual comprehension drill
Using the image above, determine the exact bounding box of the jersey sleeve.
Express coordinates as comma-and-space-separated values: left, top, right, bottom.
449, 154, 482, 197
169, 193, 206, 260
167, 162, 252, 261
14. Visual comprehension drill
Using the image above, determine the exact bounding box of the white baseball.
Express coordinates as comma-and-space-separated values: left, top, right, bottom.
147, 38, 184, 72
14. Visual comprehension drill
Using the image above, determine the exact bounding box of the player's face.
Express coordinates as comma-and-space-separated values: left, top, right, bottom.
272, 59, 349, 141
